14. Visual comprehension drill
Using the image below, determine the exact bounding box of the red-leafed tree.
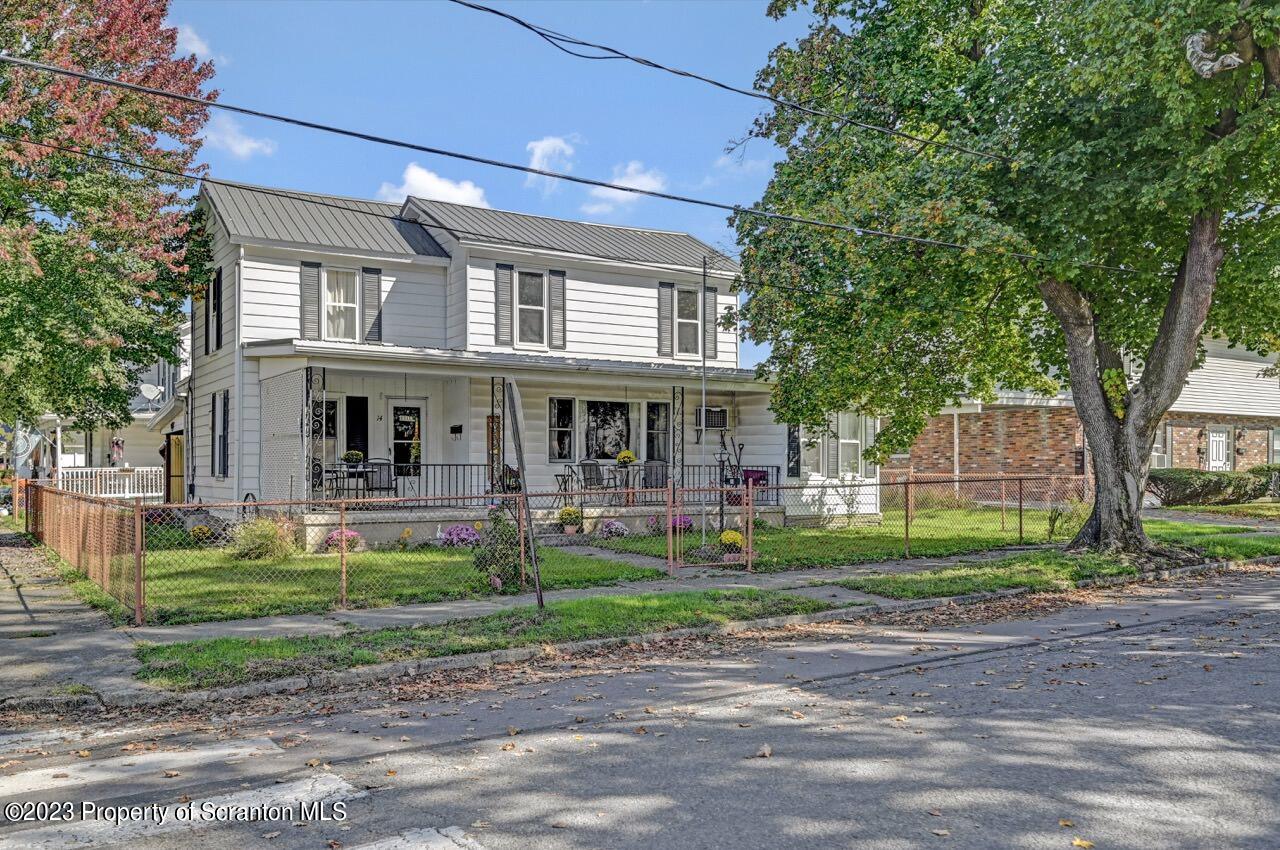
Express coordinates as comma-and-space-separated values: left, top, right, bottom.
0, 0, 215, 429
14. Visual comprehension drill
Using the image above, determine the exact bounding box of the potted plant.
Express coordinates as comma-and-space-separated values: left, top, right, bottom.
558, 506, 583, 535
341, 449, 364, 466
616, 449, 637, 467
719, 529, 744, 563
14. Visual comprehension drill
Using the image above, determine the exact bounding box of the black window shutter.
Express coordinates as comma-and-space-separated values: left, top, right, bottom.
825, 417, 840, 477
703, 286, 717, 359
213, 267, 223, 350
786, 425, 801, 478
361, 267, 382, 343
220, 389, 230, 478
202, 289, 209, 356
494, 263, 514, 345
548, 269, 566, 350
209, 393, 216, 476
300, 261, 321, 340
657, 282, 674, 357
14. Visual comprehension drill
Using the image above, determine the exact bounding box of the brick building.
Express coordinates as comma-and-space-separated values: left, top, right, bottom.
884, 340, 1280, 478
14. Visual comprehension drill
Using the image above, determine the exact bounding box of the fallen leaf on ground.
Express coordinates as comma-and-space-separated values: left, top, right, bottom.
931, 828, 950, 836
754, 744, 772, 758
1059, 819, 1074, 827
507, 726, 521, 736
500, 742, 516, 751
1072, 839, 1095, 848
162, 770, 180, 778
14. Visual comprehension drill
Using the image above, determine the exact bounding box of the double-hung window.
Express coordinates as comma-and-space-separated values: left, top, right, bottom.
675, 288, 700, 356
324, 268, 359, 341
646, 402, 671, 463
836, 412, 862, 477
517, 270, 546, 346
548, 397, 575, 462
1151, 425, 1171, 469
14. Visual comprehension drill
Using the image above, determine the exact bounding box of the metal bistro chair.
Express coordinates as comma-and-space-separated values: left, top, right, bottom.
641, 460, 669, 504
578, 460, 611, 505
364, 459, 397, 501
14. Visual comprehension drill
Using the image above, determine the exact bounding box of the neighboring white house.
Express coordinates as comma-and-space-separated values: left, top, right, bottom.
182, 180, 879, 521
27, 323, 189, 491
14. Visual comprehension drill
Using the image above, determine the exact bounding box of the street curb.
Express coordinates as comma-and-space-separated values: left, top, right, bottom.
12, 555, 1276, 712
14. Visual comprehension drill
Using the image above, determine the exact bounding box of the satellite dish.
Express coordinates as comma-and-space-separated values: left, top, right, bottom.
140, 384, 164, 402
12, 428, 36, 466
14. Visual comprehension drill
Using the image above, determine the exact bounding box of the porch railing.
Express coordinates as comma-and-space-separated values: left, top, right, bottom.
52, 466, 164, 501
322, 463, 491, 502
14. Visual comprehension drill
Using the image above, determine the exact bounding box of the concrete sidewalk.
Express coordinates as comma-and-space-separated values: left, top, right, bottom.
125, 545, 1047, 645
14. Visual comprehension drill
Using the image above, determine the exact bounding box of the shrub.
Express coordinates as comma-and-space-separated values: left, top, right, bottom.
1248, 463, 1280, 497
1146, 468, 1268, 506
226, 517, 299, 562
671, 514, 693, 531
323, 528, 362, 552
598, 519, 628, 538
558, 506, 583, 527
1047, 499, 1091, 541
439, 524, 482, 547
473, 507, 521, 590
190, 524, 212, 543
719, 529, 744, 552
616, 449, 637, 465
341, 449, 364, 464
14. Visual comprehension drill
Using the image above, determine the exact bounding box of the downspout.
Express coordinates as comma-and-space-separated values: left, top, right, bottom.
234, 244, 244, 500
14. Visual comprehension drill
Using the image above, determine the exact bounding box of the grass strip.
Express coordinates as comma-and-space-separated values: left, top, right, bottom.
835, 550, 1138, 599
1168, 503, 1280, 520
135, 589, 836, 692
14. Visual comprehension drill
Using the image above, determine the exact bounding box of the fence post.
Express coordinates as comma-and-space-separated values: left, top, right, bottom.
745, 478, 754, 573
1017, 478, 1025, 545
1000, 472, 1007, 531
903, 477, 912, 558
518, 494, 527, 585
133, 496, 144, 626
339, 499, 349, 608
665, 480, 675, 577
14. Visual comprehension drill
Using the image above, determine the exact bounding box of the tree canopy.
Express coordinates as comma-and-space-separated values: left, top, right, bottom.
732, 0, 1280, 459
0, 0, 214, 429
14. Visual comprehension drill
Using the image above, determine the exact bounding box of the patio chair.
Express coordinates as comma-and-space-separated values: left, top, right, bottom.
365, 459, 397, 499
578, 460, 611, 505
642, 460, 669, 503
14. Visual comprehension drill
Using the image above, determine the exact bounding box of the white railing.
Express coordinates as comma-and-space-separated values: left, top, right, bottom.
53, 467, 165, 500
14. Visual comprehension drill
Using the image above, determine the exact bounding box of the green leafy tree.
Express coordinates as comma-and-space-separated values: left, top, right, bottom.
0, 0, 215, 430
732, 0, 1280, 552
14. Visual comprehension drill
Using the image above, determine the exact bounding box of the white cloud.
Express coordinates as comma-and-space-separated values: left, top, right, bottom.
524, 135, 577, 194
694, 154, 770, 189
201, 114, 277, 159
580, 160, 666, 216
377, 162, 490, 207
175, 24, 220, 63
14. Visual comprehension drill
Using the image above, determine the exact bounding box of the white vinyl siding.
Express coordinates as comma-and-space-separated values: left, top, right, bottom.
466, 251, 738, 367
188, 212, 238, 502
1169, 339, 1280, 418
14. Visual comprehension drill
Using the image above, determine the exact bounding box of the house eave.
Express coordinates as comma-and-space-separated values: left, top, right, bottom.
230, 236, 452, 267
243, 339, 765, 387
453, 238, 739, 281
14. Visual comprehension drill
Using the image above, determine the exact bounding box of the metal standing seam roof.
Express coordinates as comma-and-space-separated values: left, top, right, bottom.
406, 197, 740, 272
200, 180, 450, 258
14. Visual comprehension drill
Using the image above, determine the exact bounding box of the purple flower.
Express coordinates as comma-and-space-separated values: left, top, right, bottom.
672, 514, 693, 531
323, 528, 362, 551
598, 519, 629, 538
439, 524, 482, 548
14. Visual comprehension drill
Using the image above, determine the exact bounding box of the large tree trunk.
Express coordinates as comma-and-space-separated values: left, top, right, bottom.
1040, 213, 1225, 553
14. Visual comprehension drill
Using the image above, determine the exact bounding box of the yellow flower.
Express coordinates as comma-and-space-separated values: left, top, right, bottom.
719, 529, 744, 550
474, 521, 484, 531
399, 528, 413, 539
616, 449, 637, 465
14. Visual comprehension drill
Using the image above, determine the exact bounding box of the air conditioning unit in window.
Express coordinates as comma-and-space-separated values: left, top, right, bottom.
696, 407, 728, 430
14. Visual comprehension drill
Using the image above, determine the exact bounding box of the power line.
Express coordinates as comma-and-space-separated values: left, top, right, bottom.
0, 131, 998, 311
446, 0, 1016, 167
0, 53, 1133, 275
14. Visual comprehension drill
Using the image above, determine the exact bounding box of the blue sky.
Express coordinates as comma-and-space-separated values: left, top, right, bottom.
170, 0, 815, 367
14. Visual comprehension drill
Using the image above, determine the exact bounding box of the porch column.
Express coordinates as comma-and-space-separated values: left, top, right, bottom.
305, 366, 327, 499
487, 376, 505, 489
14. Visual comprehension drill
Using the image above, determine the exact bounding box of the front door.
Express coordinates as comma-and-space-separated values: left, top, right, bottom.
165, 434, 185, 503
1207, 427, 1231, 471
388, 399, 425, 492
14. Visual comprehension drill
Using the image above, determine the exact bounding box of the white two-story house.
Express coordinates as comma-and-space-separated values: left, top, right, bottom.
183, 180, 880, 518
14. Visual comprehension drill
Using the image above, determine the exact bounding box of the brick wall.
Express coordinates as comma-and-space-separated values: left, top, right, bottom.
1163, 414, 1279, 471
883, 407, 1084, 477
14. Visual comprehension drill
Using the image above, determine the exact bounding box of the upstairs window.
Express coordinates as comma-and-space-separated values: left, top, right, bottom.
517, 270, 546, 345
675, 288, 699, 355
324, 268, 359, 341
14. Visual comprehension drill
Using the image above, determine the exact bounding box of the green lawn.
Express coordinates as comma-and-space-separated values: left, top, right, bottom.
835, 519, 1280, 600
837, 550, 1138, 599
1168, 502, 1280, 520
141, 546, 662, 625
135, 589, 836, 691
603, 507, 1078, 571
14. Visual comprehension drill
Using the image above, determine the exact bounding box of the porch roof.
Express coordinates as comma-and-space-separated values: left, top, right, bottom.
244, 338, 766, 387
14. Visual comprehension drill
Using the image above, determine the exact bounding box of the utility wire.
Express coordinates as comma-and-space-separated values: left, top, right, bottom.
0, 54, 1133, 275
446, 0, 1015, 167
0, 131, 1002, 314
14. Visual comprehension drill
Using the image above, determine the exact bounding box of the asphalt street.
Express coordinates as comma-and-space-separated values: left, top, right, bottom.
2, 568, 1277, 849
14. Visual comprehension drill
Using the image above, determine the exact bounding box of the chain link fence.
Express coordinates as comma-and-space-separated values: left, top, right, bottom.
25, 475, 1090, 625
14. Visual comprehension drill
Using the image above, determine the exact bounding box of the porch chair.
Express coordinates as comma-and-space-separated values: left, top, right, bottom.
577, 460, 611, 505
364, 459, 397, 500
642, 460, 669, 503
